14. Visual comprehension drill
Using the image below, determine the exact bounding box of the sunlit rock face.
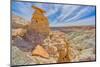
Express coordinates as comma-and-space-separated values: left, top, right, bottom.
42, 31, 70, 62
28, 5, 50, 37
32, 45, 50, 58
12, 14, 29, 29
12, 28, 27, 37
23, 5, 51, 49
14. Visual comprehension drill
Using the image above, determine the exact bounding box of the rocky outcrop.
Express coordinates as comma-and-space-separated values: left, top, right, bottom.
42, 31, 70, 62
11, 5, 95, 65
67, 29, 95, 61
12, 46, 36, 65
12, 14, 29, 29
12, 5, 51, 52
32, 45, 49, 58
29, 5, 50, 35
12, 28, 27, 37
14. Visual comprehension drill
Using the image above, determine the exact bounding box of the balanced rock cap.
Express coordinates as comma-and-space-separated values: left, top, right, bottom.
32, 5, 46, 13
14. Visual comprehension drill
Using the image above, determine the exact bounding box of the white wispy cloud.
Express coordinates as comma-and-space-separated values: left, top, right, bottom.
50, 16, 95, 27
12, 1, 95, 27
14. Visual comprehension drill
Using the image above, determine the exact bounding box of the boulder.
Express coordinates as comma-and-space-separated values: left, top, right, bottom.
32, 45, 49, 58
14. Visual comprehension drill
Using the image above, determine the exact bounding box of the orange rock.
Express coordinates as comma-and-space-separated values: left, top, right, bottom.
32, 45, 49, 58
32, 5, 46, 13
29, 5, 50, 35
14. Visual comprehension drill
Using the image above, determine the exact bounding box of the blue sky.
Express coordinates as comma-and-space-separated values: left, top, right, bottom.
12, 1, 96, 27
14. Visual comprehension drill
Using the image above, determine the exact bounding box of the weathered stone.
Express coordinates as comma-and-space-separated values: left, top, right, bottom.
11, 46, 36, 65
42, 31, 70, 62
21, 5, 51, 51
13, 36, 34, 52
28, 5, 50, 35
32, 45, 49, 58
79, 48, 95, 61
68, 47, 80, 62
12, 14, 29, 29
12, 28, 27, 37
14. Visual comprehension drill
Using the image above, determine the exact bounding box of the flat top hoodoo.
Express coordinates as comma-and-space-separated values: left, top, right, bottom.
32, 5, 46, 14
